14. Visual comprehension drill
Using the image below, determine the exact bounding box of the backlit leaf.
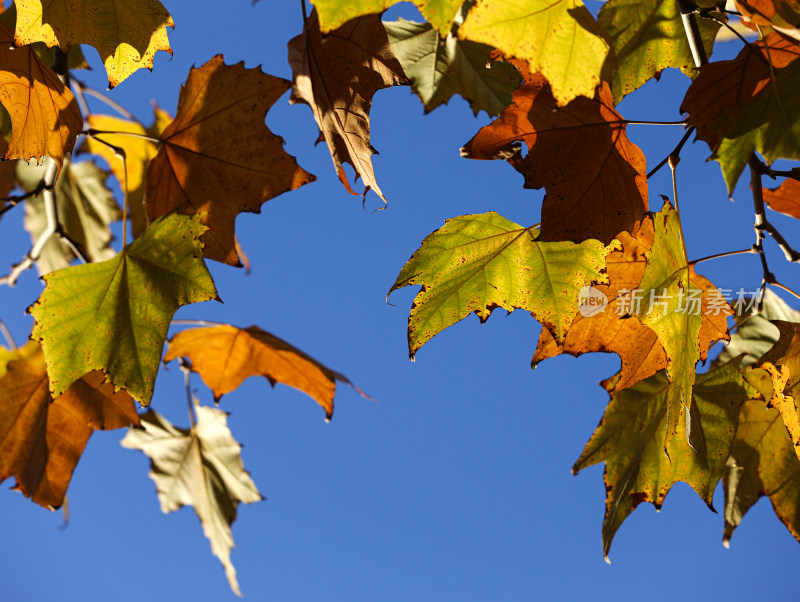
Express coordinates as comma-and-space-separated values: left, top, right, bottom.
383, 17, 520, 116
764, 177, 800, 219
164, 325, 362, 420
389, 211, 614, 358
14, 0, 175, 88
313, 0, 463, 36
17, 156, 121, 274
30, 213, 219, 405
0, 22, 81, 170
599, 0, 720, 101
462, 68, 648, 245
146, 56, 315, 265
574, 361, 748, 560
0, 342, 139, 509
121, 406, 262, 597
288, 11, 407, 204
458, 0, 611, 105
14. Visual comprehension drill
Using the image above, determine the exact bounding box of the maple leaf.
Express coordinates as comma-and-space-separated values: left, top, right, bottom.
121, 406, 263, 597
0, 22, 81, 170
145, 56, 315, 266
164, 325, 363, 420
383, 16, 521, 116
84, 108, 169, 237
599, 0, 720, 101
764, 177, 800, 219
723, 398, 800, 545
288, 11, 408, 204
533, 220, 667, 390
313, 0, 463, 35
0, 138, 17, 202
0, 342, 139, 509
14, 0, 175, 88
717, 289, 800, 366
30, 213, 219, 405
462, 68, 648, 245
457, 0, 610, 106
734, 0, 800, 39
574, 361, 748, 560
16, 156, 121, 274
681, 33, 800, 191
389, 211, 615, 358
631, 202, 731, 450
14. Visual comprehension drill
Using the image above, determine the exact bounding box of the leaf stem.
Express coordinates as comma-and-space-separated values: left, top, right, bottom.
171, 319, 228, 328
688, 248, 753, 266
179, 358, 197, 429
72, 78, 137, 121
771, 281, 800, 301
0, 316, 17, 349
647, 127, 694, 179
82, 129, 161, 143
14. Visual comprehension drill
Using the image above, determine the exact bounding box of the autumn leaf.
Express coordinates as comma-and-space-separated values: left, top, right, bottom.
764, 177, 800, 219
462, 69, 648, 245
598, 0, 720, 102
681, 33, 800, 191
84, 107, 169, 237
146, 56, 315, 265
288, 11, 407, 204
0, 138, 17, 201
734, 0, 800, 39
631, 202, 731, 450
30, 213, 219, 405
389, 211, 615, 358
383, 16, 521, 116
458, 0, 610, 106
0, 342, 139, 509
574, 361, 748, 560
14, 0, 175, 88
533, 220, 667, 390
121, 406, 262, 597
16, 156, 121, 275
717, 289, 800, 366
0, 22, 81, 170
164, 325, 363, 420
723, 398, 800, 545
313, 0, 463, 35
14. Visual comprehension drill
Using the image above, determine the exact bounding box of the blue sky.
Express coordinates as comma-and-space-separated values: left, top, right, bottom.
0, 1, 798, 600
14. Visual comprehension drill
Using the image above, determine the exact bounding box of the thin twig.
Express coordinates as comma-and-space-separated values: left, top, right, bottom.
72, 78, 137, 121
0, 316, 16, 349
689, 248, 754, 266
749, 156, 777, 309
647, 127, 695, 178
762, 166, 800, 181
179, 358, 197, 428
771, 281, 800, 301
171, 319, 227, 328
0, 185, 46, 218
82, 129, 160, 143
677, 0, 709, 67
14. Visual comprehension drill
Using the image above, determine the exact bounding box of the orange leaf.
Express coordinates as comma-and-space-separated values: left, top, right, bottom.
146, 56, 315, 265
288, 11, 408, 204
0, 138, 17, 202
764, 177, 800, 219
0, 343, 139, 509
0, 22, 81, 170
462, 67, 647, 245
682, 32, 800, 149
164, 325, 364, 420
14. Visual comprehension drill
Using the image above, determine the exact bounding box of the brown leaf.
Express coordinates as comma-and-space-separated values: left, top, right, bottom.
533, 210, 730, 390
0, 22, 81, 170
0, 343, 139, 509
681, 32, 800, 149
763, 177, 800, 219
0, 138, 17, 202
287, 11, 408, 204
146, 55, 315, 265
533, 222, 666, 389
164, 325, 365, 420
461, 66, 648, 245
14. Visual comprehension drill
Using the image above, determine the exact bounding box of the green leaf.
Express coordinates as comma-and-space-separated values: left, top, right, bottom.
384, 17, 520, 116
17, 157, 121, 275
121, 406, 263, 597
599, 0, 720, 102
313, 0, 463, 35
458, 0, 611, 105
574, 361, 748, 561
711, 58, 800, 192
717, 289, 800, 366
30, 213, 219, 404
723, 398, 800, 546
389, 212, 614, 358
